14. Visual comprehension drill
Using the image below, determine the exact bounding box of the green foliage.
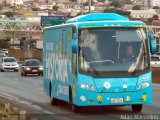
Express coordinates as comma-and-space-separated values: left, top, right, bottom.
2, 12, 14, 17
121, 0, 132, 4
132, 5, 141, 10
153, 6, 160, 9
152, 15, 158, 20
32, 8, 41, 11
103, 8, 131, 17
52, 5, 59, 11
110, 1, 122, 8
28, 39, 36, 48
0, 39, 10, 48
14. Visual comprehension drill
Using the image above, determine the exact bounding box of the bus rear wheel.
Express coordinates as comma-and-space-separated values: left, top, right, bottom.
131, 104, 142, 112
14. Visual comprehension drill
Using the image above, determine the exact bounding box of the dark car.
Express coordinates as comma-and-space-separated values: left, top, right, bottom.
20, 59, 43, 76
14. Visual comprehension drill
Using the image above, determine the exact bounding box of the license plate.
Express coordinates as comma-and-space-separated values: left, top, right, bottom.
111, 98, 123, 103
32, 70, 37, 72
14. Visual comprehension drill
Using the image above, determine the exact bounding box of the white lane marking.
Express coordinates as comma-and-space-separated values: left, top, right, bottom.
0, 92, 75, 120
31, 83, 40, 86
19, 100, 32, 105
44, 110, 54, 114
15, 79, 20, 81
0, 93, 76, 117
31, 105, 43, 110
0, 92, 19, 100
0, 94, 14, 100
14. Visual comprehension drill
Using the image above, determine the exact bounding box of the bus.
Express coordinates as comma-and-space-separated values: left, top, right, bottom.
43, 13, 157, 112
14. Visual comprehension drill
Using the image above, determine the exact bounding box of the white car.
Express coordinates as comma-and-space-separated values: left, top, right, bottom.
0, 57, 19, 72
151, 55, 160, 67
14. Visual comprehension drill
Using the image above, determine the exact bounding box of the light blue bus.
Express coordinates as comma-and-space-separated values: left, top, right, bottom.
43, 13, 157, 112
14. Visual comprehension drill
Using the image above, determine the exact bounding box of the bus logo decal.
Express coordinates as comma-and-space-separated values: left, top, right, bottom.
104, 82, 111, 89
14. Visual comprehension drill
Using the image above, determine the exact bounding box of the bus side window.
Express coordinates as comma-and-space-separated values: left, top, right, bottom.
72, 53, 77, 77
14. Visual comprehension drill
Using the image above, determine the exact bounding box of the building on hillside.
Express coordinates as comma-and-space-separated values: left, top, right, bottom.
15, 8, 37, 17
6, 0, 23, 6
143, 0, 160, 9
128, 9, 158, 19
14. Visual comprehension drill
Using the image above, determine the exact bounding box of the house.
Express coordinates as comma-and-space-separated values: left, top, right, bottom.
128, 9, 158, 19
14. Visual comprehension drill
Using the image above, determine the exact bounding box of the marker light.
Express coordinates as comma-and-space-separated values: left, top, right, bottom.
97, 95, 103, 102
81, 84, 95, 91
137, 82, 150, 90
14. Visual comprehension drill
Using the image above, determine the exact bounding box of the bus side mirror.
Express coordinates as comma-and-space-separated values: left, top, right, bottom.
72, 33, 78, 53
148, 32, 157, 54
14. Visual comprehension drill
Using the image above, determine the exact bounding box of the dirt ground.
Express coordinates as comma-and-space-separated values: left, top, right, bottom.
152, 68, 160, 83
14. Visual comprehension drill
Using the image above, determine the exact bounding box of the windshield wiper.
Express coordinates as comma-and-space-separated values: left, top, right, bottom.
82, 54, 99, 76
131, 52, 147, 76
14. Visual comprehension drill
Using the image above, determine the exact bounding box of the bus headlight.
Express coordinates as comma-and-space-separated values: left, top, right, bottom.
137, 82, 150, 90
81, 84, 95, 91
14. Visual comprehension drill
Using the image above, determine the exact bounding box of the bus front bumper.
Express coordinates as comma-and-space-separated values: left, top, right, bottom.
76, 87, 152, 106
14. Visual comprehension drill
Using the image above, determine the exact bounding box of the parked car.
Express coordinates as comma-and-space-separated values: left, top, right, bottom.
0, 57, 19, 72
0, 51, 6, 58
151, 55, 160, 67
20, 59, 43, 76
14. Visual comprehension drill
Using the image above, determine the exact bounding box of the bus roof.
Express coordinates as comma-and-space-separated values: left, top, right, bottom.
44, 13, 145, 30
66, 13, 128, 23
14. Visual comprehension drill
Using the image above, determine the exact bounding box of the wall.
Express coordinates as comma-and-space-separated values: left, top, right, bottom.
8, 49, 42, 63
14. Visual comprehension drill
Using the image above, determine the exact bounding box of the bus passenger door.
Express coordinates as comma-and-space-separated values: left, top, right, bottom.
70, 26, 78, 103
71, 53, 77, 102
72, 53, 77, 78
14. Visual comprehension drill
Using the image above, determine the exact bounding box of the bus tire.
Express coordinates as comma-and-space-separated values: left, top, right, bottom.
131, 104, 142, 112
69, 86, 72, 103
50, 84, 58, 105
69, 86, 81, 113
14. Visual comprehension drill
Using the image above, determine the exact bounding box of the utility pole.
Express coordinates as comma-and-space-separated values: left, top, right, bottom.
89, 0, 91, 13
81, 0, 83, 15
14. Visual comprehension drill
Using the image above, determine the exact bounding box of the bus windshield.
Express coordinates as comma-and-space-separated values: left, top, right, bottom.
78, 27, 149, 77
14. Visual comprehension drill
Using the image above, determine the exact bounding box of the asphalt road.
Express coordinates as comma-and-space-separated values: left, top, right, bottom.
0, 71, 159, 120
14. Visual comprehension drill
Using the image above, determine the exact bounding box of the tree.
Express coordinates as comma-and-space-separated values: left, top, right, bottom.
132, 5, 141, 10
0, 39, 10, 48
2, 12, 14, 17
152, 15, 159, 20
110, 1, 122, 8
32, 7, 41, 11
153, 6, 160, 9
121, 0, 132, 4
52, 5, 59, 11
103, 8, 131, 17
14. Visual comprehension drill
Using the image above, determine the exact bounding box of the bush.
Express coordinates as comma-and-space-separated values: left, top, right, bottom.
0, 39, 10, 48
103, 8, 131, 17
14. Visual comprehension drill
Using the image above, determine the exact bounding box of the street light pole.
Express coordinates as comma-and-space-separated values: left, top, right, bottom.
81, 0, 84, 15
89, 0, 91, 13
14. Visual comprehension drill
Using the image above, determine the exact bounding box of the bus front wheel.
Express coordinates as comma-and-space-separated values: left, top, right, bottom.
131, 104, 142, 112
72, 104, 81, 113
69, 87, 81, 113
